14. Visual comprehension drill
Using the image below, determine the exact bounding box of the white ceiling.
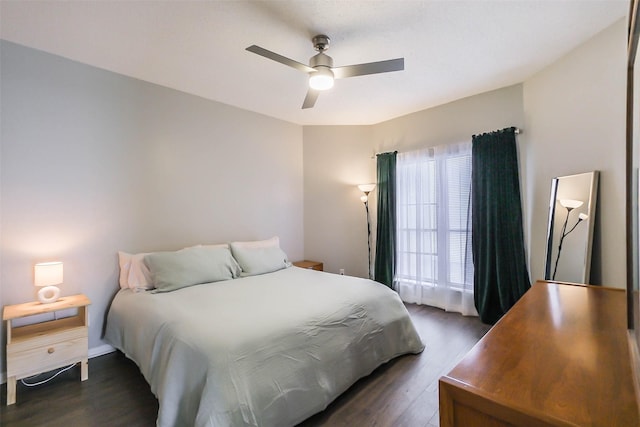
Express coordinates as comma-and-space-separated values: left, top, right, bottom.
0, 0, 628, 125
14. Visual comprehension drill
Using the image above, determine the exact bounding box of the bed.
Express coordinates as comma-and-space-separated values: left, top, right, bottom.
105, 243, 424, 427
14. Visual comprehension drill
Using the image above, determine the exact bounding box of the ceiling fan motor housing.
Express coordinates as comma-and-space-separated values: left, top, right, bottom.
312, 34, 330, 51
310, 52, 333, 69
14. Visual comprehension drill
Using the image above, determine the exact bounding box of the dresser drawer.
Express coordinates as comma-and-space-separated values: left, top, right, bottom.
7, 336, 88, 378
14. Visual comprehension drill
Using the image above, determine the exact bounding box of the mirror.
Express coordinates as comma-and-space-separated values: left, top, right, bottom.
628, 0, 640, 351
544, 171, 599, 283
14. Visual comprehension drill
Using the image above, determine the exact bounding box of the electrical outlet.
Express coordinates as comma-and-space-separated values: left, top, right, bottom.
339, 269, 345, 275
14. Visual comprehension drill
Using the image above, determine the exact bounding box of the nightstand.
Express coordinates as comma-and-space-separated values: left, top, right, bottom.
293, 260, 323, 271
3, 294, 91, 405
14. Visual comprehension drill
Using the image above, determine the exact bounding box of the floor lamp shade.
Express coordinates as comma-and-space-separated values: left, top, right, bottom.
358, 183, 376, 194
559, 199, 583, 211
34, 262, 63, 304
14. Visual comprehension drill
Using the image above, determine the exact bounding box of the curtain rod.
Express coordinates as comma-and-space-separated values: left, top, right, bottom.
371, 128, 523, 158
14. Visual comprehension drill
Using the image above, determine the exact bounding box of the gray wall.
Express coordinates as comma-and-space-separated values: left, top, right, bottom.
303, 125, 376, 278
0, 41, 304, 377
523, 19, 626, 287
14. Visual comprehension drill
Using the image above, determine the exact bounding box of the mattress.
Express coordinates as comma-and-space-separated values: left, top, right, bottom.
104, 266, 424, 427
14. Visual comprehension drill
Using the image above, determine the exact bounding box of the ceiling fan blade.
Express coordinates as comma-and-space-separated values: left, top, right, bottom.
302, 89, 319, 109
246, 45, 315, 73
332, 58, 404, 79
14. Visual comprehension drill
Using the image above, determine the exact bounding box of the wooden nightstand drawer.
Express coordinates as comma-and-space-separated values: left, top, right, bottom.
8, 336, 88, 378
9, 319, 87, 352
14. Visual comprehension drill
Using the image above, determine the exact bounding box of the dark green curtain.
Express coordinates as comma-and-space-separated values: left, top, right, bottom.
472, 127, 530, 324
374, 152, 397, 288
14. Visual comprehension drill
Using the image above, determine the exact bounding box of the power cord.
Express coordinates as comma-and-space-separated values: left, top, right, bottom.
20, 363, 77, 387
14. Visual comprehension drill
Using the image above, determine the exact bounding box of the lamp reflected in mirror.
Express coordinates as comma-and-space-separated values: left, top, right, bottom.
544, 172, 599, 283
552, 199, 588, 281
559, 199, 583, 210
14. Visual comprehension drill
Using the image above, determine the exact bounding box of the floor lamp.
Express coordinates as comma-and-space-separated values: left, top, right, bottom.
358, 184, 376, 279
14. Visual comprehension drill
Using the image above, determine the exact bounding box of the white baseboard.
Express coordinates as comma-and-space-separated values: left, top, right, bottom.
89, 344, 116, 358
1, 344, 117, 385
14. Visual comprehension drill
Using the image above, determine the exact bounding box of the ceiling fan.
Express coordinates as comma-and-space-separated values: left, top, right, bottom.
246, 35, 404, 109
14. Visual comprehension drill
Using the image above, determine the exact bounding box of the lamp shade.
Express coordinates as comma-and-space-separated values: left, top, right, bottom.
559, 199, 583, 210
34, 262, 63, 304
309, 67, 334, 91
34, 262, 63, 287
358, 183, 376, 194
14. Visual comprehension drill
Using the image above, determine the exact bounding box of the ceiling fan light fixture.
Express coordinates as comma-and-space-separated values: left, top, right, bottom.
309, 67, 334, 91
246, 34, 404, 109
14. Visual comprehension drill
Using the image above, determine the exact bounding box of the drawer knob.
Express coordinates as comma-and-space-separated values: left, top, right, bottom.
47, 347, 55, 354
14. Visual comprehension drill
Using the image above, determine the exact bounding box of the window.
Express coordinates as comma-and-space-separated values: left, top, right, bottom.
395, 142, 476, 315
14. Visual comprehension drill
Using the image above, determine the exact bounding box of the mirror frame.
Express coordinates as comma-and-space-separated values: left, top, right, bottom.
627, 0, 640, 361
544, 172, 599, 283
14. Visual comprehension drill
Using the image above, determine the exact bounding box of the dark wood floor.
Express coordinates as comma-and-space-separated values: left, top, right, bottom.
0, 304, 490, 427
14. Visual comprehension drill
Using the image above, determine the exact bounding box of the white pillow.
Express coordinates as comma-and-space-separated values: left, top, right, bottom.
117, 252, 130, 289
118, 251, 153, 291
190, 243, 230, 250
230, 237, 291, 276
231, 236, 281, 249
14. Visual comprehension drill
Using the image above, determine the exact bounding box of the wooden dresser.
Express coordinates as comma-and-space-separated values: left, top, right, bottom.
439, 281, 640, 426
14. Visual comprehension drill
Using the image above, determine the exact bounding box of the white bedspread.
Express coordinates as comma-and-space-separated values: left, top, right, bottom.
104, 267, 424, 427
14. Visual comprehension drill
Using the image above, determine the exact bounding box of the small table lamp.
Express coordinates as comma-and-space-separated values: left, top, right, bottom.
34, 262, 63, 304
